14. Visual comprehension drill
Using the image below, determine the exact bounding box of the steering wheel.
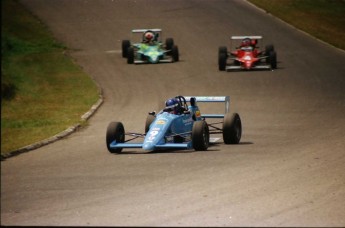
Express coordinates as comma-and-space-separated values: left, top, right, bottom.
175, 95, 188, 111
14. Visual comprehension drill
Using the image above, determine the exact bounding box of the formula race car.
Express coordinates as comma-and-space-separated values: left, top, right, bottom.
218, 36, 277, 71
106, 95, 242, 153
122, 28, 179, 64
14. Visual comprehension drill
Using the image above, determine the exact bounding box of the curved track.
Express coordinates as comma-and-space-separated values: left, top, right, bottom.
2, 0, 345, 226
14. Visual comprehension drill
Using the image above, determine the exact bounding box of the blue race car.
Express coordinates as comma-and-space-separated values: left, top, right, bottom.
106, 95, 242, 153
122, 28, 179, 64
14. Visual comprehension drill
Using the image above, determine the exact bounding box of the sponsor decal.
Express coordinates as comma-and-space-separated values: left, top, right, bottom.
147, 129, 160, 142
183, 117, 193, 124
156, 120, 166, 125
195, 110, 201, 117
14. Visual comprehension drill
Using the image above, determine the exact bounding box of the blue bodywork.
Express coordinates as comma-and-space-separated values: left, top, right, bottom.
108, 96, 230, 152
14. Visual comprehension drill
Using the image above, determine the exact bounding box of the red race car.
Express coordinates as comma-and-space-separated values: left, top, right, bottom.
218, 36, 277, 71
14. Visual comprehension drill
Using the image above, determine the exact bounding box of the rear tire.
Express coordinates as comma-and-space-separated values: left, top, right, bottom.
127, 47, 134, 64
106, 122, 125, 153
265, 44, 274, 55
223, 113, 242, 144
122, 40, 130, 58
166, 38, 174, 51
192, 121, 209, 151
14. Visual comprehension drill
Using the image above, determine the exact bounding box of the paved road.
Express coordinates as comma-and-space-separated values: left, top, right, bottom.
2, 0, 345, 226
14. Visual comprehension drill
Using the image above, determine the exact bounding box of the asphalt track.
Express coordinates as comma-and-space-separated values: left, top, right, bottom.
1, 0, 345, 226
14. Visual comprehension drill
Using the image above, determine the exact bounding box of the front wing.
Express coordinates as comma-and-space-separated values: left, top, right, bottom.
108, 131, 193, 150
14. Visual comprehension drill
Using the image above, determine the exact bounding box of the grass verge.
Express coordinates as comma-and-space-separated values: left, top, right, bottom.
247, 0, 345, 50
1, 0, 100, 155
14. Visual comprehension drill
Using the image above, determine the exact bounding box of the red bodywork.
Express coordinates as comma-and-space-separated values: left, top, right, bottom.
230, 48, 263, 70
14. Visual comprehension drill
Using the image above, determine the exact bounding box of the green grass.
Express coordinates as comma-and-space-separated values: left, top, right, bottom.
248, 0, 345, 50
1, 0, 99, 154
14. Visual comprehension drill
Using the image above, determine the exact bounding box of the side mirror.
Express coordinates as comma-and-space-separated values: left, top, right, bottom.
148, 111, 156, 116
190, 97, 196, 106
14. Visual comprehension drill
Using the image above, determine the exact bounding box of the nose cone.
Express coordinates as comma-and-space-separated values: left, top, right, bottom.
245, 61, 252, 69
143, 142, 155, 151
150, 54, 159, 63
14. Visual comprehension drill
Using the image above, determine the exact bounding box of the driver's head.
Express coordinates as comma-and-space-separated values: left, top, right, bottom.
144, 31, 154, 42
165, 98, 180, 114
241, 38, 251, 47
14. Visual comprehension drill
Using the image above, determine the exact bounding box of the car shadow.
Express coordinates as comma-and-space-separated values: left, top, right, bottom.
111, 141, 253, 155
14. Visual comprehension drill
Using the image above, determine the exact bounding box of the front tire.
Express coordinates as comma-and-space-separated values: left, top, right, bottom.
223, 113, 242, 144
268, 51, 277, 69
122, 40, 130, 58
106, 122, 125, 153
127, 47, 134, 64
218, 52, 227, 71
171, 45, 179, 62
192, 121, 209, 151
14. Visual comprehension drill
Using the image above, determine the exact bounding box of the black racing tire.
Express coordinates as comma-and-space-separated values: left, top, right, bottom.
127, 47, 134, 64
265, 44, 274, 55
192, 120, 209, 151
269, 51, 277, 69
218, 46, 227, 58
223, 113, 242, 144
145, 115, 155, 133
218, 52, 227, 71
106, 122, 125, 153
165, 38, 174, 51
171, 45, 179, 62
122, 40, 130, 58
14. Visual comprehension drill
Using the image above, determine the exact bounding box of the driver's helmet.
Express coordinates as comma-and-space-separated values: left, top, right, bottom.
165, 98, 180, 114
251, 39, 257, 47
144, 31, 154, 43
241, 38, 251, 47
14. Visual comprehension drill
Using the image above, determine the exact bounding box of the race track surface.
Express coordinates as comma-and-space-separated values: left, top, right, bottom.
1, 0, 345, 226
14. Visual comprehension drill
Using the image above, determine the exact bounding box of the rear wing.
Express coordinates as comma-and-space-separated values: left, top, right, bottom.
231, 35, 262, 40
185, 96, 230, 118
132, 28, 162, 33
131, 29, 163, 43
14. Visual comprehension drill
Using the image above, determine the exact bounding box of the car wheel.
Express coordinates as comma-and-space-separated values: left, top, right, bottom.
269, 51, 277, 69
171, 45, 179, 62
223, 113, 242, 144
122, 40, 130, 58
165, 38, 174, 51
218, 46, 227, 58
145, 114, 155, 133
218, 52, 227, 71
192, 120, 209, 151
106, 122, 125, 153
265, 44, 274, 55
127, 47, 134, 64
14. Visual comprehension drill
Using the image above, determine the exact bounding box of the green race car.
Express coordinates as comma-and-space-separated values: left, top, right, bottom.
122, 29, 179, 64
